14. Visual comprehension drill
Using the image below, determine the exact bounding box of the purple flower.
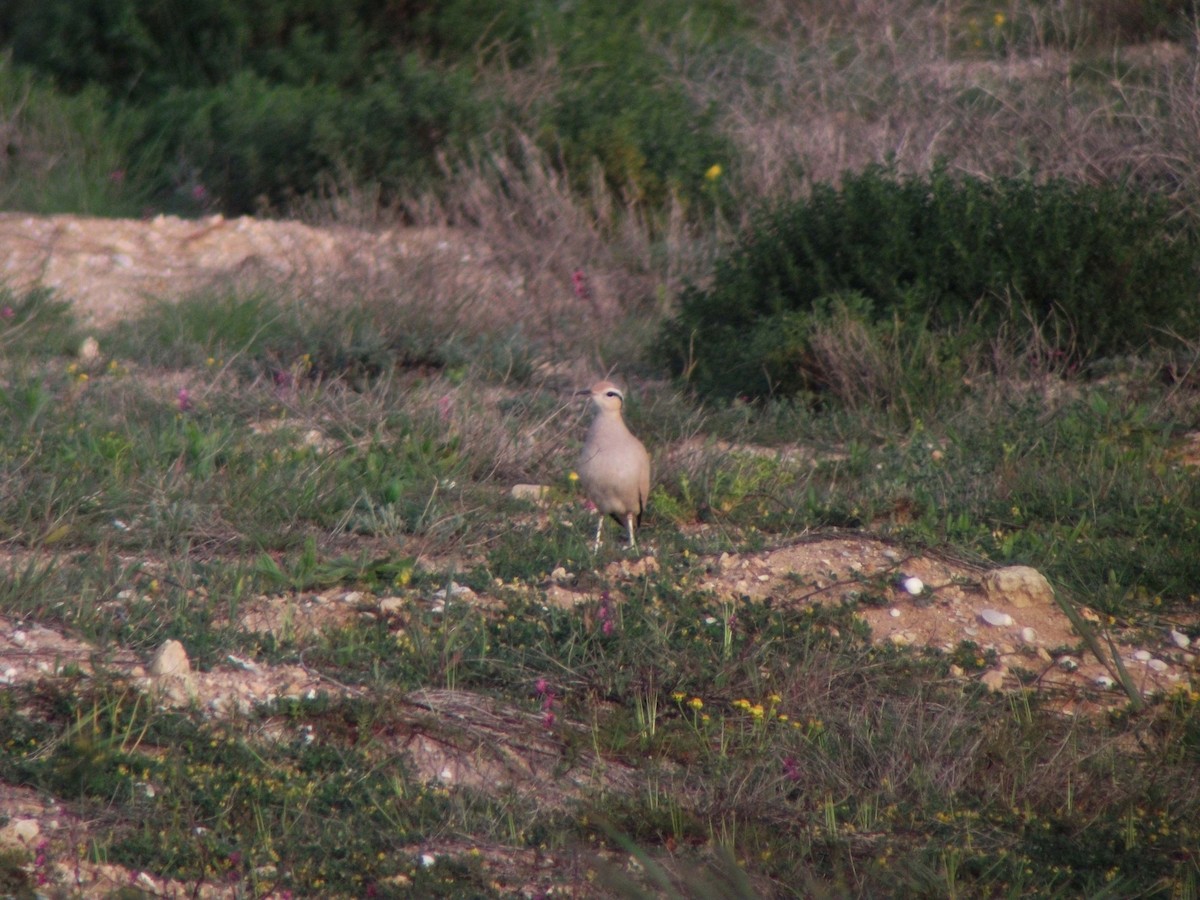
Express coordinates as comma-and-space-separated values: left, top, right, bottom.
535, 677, 549, 695
571, 268, 590, 301
783, 756, 802, 782
0, 306, 14, 320
177, 388, 193, 412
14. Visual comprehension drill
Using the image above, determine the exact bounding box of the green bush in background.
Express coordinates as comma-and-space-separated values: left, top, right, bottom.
0, 0, 743, 215
661, 166, 1200, 400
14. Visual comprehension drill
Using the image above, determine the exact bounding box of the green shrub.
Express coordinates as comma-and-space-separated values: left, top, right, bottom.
661, 166, 1200, 400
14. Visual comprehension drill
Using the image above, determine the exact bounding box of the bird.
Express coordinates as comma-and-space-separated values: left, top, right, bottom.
576, 380, 651, 552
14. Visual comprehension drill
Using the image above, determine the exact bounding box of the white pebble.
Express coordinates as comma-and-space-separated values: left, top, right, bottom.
1020, 627, 1037, 643
1095, 675, 1115, 689
901, 576, 924, 595
1133, 650, 1152, 661
889, 608, 901, 618
1169, 630, 1190, 649
10, 630, 26, 646
1148, 659, 1169, 672
979, 609, 1013, 627
1058, 657, 1079, 672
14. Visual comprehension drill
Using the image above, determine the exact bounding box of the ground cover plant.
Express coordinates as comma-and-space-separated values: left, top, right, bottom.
2, 0, 1200, 896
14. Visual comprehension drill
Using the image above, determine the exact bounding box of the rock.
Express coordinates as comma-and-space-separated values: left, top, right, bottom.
510, 483, 550, 503
900, 576, 924, 596
432, 582, 475, 601
1020, 626, 1037, 643
1058, 656, 1080, 672
79, 335, 101, 362
0, 817, 40, 848
889, 608, 901, 618
378, 596, 405, 615
888, 632, 913, 647
981, 566, 1054, 609
1095, 675, 1115, 689
1169, 629, 1190, 649
1133, 650, 1152, 662
979, 609, 1013, 627
980, 669, 1006, 692
1148, 658, 1169, 672
150, 639, 190, 677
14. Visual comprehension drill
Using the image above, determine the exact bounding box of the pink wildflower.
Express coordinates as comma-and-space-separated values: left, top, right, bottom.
0, 306, 14, 320
571, 268, 590, 301
177, 388, 193, 412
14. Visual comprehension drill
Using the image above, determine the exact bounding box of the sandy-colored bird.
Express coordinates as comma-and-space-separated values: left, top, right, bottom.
576, 380, 651, 551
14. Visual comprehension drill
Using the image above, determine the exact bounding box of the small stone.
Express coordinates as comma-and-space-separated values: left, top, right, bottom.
1058, 656, 1079, 672
1095, 675, 1115, 689
0, 817, 40, 848
79, 336, 101, 362
10, 629, 26, 646
379, 596, 404, 615
901, 576, 924, 595
888, 632, 913, 647
980, 669, 1006, 692
979, 609, 1013, 627
150, 640, 190, 677
433, 582, 475, 601
510, 483, 550, 503
1169, 629, 1190, 649
1020, 627, 1037, 643
981, 566, 1054, 609
1148, 658, 1169, 673
549, 567, 572, 584
889, 608, 901, 618
1133, 649, 1152, 662
949, 664, 964, 677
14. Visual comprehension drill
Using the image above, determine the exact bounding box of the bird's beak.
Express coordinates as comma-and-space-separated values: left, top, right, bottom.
574, 388, 590, 397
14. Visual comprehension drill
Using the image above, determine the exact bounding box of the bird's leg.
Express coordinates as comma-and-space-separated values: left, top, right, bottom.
626, 515, 638, 553
593, 515, 604, 553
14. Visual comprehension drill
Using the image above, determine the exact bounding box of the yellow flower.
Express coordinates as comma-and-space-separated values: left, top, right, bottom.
688, 697, 704, 711
568, 471, 580, 482
672, 691, 686, 702
993, 12, 1005, 26
750, 704, 765, 719
705, 164, 723, 181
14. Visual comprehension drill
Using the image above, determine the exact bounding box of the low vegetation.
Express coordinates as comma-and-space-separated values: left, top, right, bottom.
2, 0, 1199, 896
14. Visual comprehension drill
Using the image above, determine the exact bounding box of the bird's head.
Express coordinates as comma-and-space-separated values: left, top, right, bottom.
578, 380, 625, 414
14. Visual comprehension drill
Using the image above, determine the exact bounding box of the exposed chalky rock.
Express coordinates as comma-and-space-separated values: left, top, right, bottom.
1169, 629, 1190, 649
980, 669, 1007, 692
979, 608, 1013, 627
981, 565, 1054, 609
150, 639, 190, 677
149, 639, 195, 705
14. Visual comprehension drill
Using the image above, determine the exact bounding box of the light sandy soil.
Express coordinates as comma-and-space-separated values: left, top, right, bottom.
0, 212, 1196, 897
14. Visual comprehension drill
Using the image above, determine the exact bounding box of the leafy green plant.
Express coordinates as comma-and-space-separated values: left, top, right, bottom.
662, 166, 1200, 401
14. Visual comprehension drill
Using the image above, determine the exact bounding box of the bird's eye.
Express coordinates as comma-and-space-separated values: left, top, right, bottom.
606, 391, 621, 399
